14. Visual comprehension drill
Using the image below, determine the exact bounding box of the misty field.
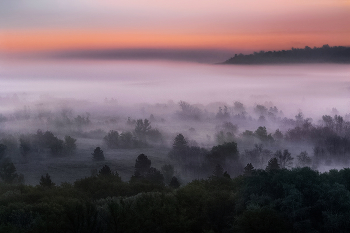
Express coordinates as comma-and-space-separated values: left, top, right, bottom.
1, 61, 350, 233
0, 61, 350, 185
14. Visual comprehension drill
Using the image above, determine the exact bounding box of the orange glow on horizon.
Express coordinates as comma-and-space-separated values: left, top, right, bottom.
1, 29, 350, 53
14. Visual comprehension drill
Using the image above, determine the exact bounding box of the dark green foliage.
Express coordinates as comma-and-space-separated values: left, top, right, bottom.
212, 164, 224, 177
169, 134, 208, 167
104, 130, 119, 148
0, 159, 19, 183
3, 167, 350, 232
223, 171, 231, 178
266, 157, 280, 171
134, 154, 151, 175
273, 129, 283, 140
145, 167, 164, 185
254, 126, 274, 142
74, 114, 90, 127
18, 130, 75, 157
98, 165, 112, 176
254, 105, 268, 116
42, 131, 64, 155
161, 164, 174, 184
0, 144, 7, 159
297, 151, 312, 167
28, 130, 68, 156
40, 173, 55, 188
234, 207, 291, 233
169, 176, 180, 188
134, 119, 151, 141
172, 133, 187, 151
19, 136, 31, 156
63, 135, 77, 154
133, 119, 163, 144
242, 130, 254, 137
146, 128, 163, 143
243, 163, 254, 176
92, 147, 105, 161
215, 130, 235, 144
224, 45, 350, 64
63, 200, 101, 233
275, 149, 294, 168
105, 131, 147, 149
207, 141, 239, 164
1, 135, 18, 156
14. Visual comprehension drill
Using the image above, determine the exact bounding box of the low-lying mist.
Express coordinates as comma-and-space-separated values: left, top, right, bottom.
0, 59, 350, 185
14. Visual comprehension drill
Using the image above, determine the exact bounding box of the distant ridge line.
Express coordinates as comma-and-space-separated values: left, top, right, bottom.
222, 45, 350, 64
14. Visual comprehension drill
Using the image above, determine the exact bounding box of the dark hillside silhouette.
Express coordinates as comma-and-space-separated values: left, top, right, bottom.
223, 45, 350, 64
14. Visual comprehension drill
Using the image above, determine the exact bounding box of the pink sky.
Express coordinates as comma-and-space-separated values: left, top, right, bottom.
0, 0, 349, 55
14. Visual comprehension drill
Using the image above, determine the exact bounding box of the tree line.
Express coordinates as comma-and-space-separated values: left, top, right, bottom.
223, 44, 350, 64
1, 160, 350, 232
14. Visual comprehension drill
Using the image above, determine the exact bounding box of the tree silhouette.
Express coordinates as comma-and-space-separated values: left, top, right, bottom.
104, 130, 119, 148
297, 151, 312, 167
134, 154, 151, 175
19, 136, 31, 156
213, 164, 224, 177
275, 149, 293, 168
145, 167, 164, 185
98, 165, 112, 176
92, 147, 105, 161
169, 134, 189, 162
134, 119, 151, 141
0, 159, 18, 183
64, 135, 77, 154
40, 173, 55, 188
169, 176, 180, 188
244, 163, 255, 176
266, 158, 280, 171
224, 45, 350, 64
172, 134, 188, 150
161, 164, 174, 184
0, 144, 7, 159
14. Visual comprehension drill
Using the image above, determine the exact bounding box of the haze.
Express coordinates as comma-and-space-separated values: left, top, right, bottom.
1, 59, 349, 118
0, 0, 350, 189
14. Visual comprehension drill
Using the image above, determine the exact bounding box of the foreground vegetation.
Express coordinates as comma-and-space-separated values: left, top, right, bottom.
1, 98, 350, 232
1, 163, 350, 233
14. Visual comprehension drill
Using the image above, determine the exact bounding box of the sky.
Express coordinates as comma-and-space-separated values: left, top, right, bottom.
0, 0, 349, 61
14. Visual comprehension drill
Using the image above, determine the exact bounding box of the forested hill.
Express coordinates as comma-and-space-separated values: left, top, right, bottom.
223, 45, 350, 64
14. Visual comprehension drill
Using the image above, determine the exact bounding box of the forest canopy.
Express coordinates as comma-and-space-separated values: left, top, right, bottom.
223, 45, 350, 64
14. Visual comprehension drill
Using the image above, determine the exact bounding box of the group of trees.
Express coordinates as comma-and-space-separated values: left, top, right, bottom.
224, 44, 350, 64
130, 154, 180, 188
103, 130, 145, 149
19, 130, 77, 156
0, 146, 24, 184
177, 101, 202, 120
4, 99, 350, 232
282, 114, 350, 164
169, 134, 243, 178
103, 119, 162, 149
2, 163, 350, 232
215, 121, 238, 144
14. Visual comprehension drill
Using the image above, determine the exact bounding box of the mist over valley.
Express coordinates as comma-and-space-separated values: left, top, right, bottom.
0, 60, 349, 184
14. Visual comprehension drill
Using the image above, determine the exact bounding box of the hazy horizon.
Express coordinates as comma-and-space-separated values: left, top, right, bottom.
1, 0, 349, 59
1, 59, 349, 119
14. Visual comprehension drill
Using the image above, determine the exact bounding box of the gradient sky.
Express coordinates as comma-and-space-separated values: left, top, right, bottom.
1, 0, 349, 59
